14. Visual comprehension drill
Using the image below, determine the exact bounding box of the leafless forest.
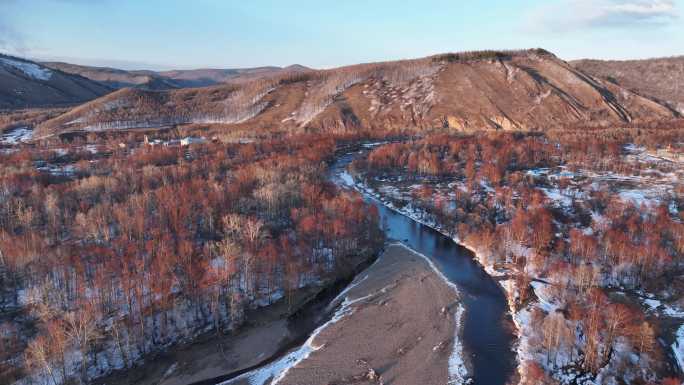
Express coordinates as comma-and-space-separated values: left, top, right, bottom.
1, 49, 683, 385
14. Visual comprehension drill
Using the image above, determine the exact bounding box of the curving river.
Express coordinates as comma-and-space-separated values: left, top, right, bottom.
217, 146, 516, 385
332, 149, 516, 385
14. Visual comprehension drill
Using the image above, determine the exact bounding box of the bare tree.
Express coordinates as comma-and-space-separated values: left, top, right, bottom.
64, 304, 100, 382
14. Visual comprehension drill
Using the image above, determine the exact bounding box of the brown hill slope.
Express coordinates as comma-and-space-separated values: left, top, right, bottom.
0, 55, 112, 110
572, 56, 684, 114
157, 65, 309, 87
36, 49, 677, 137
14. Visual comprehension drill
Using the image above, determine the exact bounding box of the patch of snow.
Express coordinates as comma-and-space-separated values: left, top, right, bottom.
479, 180, 494, 193
361, 141, 388, 148
673, 324, 684, 373
0, 127, 33, 145
531, 281, 558, 313
36, 164, 75, 177
539, 187, 573, 207
1, 58, 52, 80
448, 304, 468, 385
180, 137, 207, 146
526, 168, 550, 177
664, 306, 684, 318
643, 296, 684, 318
643, 298, 662, 312
84, 144, 99, 154
618, 190, 651, 207
338, 170, 355, 187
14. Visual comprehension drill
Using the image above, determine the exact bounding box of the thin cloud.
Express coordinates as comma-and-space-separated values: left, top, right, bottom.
0, 16, 26, 55
526, 0, 678, 32
1, 0, 109, 56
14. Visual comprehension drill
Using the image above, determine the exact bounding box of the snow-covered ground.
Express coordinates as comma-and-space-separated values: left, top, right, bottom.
35, 163, 76, 177
521, 144, 684, 208
0, 58, 52, 81
642, 296, 684, 319
673, 325, 684, 374
0, 126, 33, 145
638, 294, 684, 373
338, 170, 355, 187
448, 304, 468, 385
528, 166, 681, 207
624, 144, 684, 165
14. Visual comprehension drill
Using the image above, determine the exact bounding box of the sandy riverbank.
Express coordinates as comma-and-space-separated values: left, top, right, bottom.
351, 179, 521, 383
269, 243, 466, 385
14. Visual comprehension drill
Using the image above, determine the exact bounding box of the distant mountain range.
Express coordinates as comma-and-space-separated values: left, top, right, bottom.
2, 50, 682, 136
41, 61, 310, 89
0, 53, 309, 110
0, 54, 112, 109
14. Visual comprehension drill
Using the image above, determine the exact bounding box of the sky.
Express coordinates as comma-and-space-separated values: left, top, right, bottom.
0, 0, 682, 70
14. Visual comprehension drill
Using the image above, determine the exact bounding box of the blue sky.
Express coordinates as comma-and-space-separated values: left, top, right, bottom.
1, 0, 682, 70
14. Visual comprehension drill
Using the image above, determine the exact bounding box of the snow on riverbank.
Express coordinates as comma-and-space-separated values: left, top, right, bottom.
338, 170, 355, 187
448, 304, 468, 385
673, 325, 684, 373
220, 285, 379, 385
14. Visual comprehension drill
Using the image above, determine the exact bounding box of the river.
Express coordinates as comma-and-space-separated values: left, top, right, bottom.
218, 146, 516, 385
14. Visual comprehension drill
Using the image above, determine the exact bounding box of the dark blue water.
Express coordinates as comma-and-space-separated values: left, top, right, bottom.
332, 150, 516, 385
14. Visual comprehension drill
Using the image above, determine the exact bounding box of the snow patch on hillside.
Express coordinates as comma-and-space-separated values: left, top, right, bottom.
0, 127, 33, 145
1, 58, 52, 80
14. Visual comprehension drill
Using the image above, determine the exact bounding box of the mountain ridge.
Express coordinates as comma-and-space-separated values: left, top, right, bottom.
0, 54, 113, 110
42, 61, 311, 89
571, 56, 684, 115
34, 49, 678, 138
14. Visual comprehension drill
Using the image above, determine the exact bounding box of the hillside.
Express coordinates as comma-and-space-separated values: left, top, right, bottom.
0, 55, 112, 109
42, 62, 310, 89
572, 56, 684, 114
36, 49, 677, 138
157, 65, 309, 87
41, 62, 179, 90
